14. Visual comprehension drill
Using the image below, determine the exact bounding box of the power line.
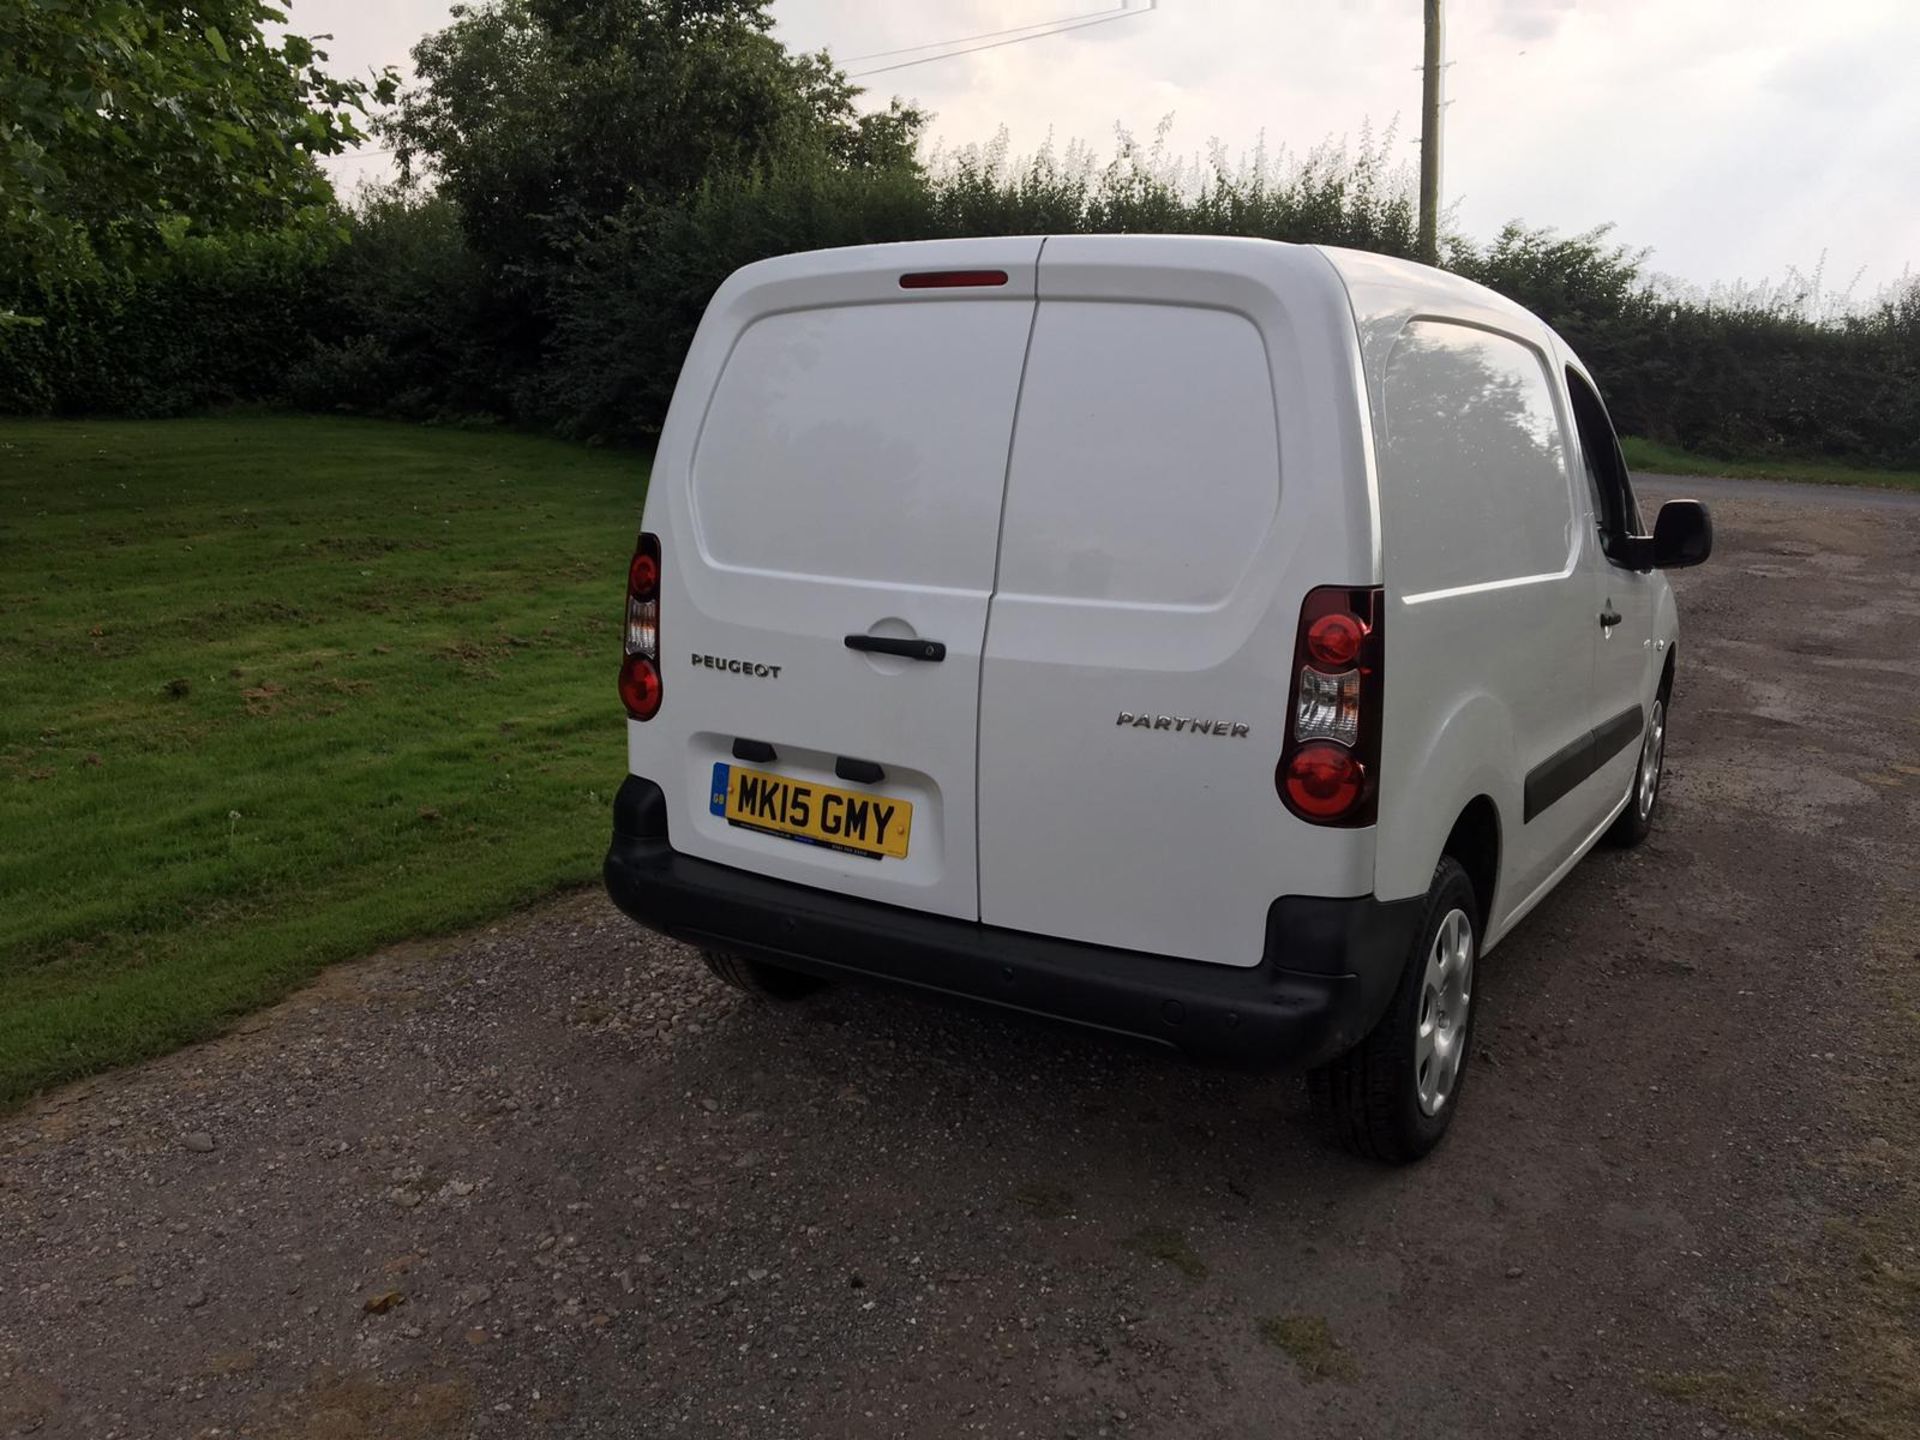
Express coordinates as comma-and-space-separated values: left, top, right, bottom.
846, 2, 1155, 78
339, 6, 1160, 139
847, 8, 1149, 77
841, 5, 1133, 64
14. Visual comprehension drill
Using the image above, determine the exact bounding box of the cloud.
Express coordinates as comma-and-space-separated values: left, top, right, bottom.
303, 0, 1920, 291
1485, 0, 1578, 44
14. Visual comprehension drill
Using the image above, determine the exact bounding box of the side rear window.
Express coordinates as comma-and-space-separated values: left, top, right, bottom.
691, 299, 1034, 591
993, 303, 1280, 607
1380, 320, 1577, 596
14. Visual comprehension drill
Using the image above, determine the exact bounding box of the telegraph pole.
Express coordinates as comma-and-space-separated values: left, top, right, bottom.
1418, 0, 1444, 265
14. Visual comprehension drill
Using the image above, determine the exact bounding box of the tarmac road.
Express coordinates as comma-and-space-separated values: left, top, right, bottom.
2, 479, 1916, 1439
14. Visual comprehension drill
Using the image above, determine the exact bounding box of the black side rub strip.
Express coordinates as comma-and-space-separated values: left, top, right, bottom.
1524, 704, 1644, 823
845, 634, 946, 662
1591, 705, 1646, 770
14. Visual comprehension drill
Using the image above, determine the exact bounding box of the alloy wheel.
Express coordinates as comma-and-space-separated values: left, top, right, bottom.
1415, 908, 1475, 1116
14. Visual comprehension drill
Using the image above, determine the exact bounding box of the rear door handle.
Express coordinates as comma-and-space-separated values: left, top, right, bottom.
1599, 609, 1623, 628
845, 634, 946, 662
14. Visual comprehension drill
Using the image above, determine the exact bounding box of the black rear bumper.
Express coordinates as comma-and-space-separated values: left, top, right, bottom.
603, 776, 1421, 1069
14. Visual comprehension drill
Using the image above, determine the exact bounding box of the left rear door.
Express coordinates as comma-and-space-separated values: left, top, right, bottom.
639, 241, 1043, 920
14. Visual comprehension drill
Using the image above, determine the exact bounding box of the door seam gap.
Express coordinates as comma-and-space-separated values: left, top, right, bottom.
972, 236, 1049, 920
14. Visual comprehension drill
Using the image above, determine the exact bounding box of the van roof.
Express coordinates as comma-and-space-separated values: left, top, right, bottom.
719, 234, 1554, 352
1309, 242, 1546, 335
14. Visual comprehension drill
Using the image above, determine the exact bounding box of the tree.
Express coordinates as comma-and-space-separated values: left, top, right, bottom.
1, 0, 395, 279
387, 0, 926, 269
380, 0, 925, 418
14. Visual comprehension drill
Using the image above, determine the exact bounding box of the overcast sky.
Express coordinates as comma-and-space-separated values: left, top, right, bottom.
299, 0, 1919, 297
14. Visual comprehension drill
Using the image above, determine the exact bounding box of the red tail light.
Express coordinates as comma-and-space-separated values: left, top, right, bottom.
628, 548, 658, 598
619, 654, 662, 719
1278, 586, 1383, 826
1284, 744, 1367, 819
1306, 611, 1366, 669
621, 532, 662, 721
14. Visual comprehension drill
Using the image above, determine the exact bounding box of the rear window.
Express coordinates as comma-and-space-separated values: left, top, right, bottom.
1380, 321, 1576, 596
691, 300, 1034, 591
994, 303, 1280, 607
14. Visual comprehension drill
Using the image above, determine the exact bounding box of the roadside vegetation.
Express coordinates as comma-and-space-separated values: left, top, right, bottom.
1621, 436, 1920, 492
5, 2, 1917, 473
0, 417, 643, 1104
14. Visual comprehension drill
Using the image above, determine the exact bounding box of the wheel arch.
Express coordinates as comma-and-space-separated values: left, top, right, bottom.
1441, 795, 1502, 934
1373, 688, 1515, 905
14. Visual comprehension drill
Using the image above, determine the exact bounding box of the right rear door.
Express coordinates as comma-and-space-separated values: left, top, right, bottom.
974, 238, 1379, 968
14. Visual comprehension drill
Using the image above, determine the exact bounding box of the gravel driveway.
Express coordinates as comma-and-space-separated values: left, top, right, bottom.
3, 483, 1917, 1439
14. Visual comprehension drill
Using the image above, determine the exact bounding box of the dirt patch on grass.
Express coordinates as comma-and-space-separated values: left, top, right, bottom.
242, 680, 289, 716
430, 637, 515, 677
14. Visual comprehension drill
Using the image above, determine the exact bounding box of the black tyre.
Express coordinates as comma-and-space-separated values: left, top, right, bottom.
1307, 856, 1479, 1164
1604, 682, 1669, 849
699, 948, 826, 1001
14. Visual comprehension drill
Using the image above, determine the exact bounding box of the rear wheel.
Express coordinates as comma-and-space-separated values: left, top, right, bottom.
699, 948, 826, 1001
1307, 857, 1479, 1164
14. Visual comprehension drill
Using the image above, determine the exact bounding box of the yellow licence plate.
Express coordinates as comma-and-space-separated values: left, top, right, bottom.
709, 762, 912, 860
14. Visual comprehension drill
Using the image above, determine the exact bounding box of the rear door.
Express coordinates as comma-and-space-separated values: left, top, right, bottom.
643, 240, 1042, 919
974, 238, 1379, 967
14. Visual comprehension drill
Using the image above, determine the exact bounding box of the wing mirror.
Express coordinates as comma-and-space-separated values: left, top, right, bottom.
1648, 499, 1713, 569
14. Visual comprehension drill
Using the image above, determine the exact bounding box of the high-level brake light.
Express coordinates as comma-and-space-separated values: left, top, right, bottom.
898, 270, 1009, 289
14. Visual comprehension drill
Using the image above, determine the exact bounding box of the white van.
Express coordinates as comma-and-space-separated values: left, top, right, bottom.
603, 236, 1712, 1162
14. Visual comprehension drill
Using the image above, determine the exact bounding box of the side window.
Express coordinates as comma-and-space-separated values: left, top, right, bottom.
1564, 369, 1644, 561
1380, 321, 1578, 596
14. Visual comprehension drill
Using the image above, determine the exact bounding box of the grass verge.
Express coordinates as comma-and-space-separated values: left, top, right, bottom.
0, 416, 647, 1107
1621, 437, 1920, 492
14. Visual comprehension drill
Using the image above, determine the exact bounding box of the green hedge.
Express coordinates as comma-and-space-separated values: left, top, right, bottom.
1, 227, 338, 416
1452, 225, 1920, 469
4, 156, 1916, 469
